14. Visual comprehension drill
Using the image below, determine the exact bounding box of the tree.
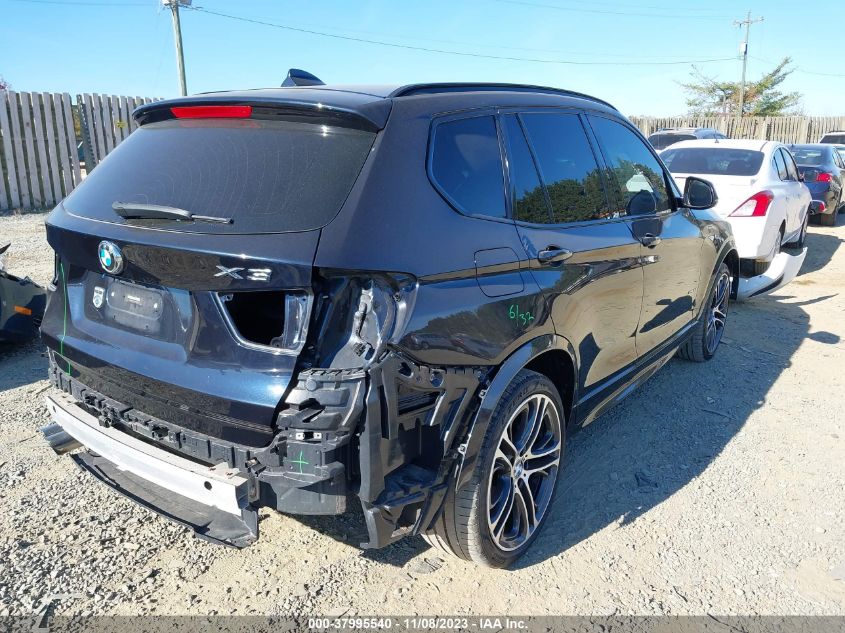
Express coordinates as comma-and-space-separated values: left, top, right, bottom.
0, 75, 9, 92
681, 57, 801, 116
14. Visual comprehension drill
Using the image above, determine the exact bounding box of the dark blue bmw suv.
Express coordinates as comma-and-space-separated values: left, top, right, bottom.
40, 72, 737, 567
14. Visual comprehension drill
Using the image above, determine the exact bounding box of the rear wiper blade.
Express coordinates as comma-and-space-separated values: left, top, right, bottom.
112, 202, 233, 224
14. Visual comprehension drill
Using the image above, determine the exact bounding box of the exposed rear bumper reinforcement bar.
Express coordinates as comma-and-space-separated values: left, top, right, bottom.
42, 392, 258, 547
737, 248, 807, 301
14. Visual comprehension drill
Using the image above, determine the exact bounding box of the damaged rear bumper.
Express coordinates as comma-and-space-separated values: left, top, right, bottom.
43, 391, 258, 547
44, 350, 488, 550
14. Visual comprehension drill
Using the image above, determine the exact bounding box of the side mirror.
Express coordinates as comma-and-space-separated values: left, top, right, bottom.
683, 176, 718, 209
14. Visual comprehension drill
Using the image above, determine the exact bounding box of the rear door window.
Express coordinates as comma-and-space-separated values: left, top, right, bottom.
519, 112, 611, 223
502, 115, 552, 223
773, 150, 789, 180
781, 149, 800, 181
589, 116, 671, 215
430, 115, 506, 218
64, 119, 376, 234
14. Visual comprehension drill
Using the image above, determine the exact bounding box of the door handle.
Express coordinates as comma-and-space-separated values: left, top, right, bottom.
537, 246, 573, 264
639, 233, 662, 248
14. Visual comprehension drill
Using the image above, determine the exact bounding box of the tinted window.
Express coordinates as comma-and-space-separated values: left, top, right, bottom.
781, 149, 799, 181
431, 116, 505, 218
519, 113, 610, 223
661, 147, 764, 176
647, 133, 696, 150
821, 133, 845, 144
773, 150, 788, 180
502, 115, 551, 223
64, 119, 376, 234
591, 116, 670, 215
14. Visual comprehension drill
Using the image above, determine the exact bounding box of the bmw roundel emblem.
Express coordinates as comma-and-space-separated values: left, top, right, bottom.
98, 241, 124, 274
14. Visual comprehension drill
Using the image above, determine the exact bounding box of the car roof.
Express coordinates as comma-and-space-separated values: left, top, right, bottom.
662, 139, 771, 151
788, 143, 833, 150
133, 82, 619, 131
652, 127, 714, 134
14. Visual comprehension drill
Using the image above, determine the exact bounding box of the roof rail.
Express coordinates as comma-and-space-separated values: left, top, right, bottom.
389, 83, 617, 110
281, 68, 325, 87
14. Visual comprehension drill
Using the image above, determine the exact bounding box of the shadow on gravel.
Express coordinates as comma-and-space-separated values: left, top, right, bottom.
796, 228, 843, 276
514, 273, 839, 569
0, 338, 48, 392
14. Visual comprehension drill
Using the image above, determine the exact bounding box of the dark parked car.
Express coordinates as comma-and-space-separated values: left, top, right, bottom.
0, 242, 46, 343
648, 127, 728, 150
788, 144, 844, 226
40, 74, 737, 567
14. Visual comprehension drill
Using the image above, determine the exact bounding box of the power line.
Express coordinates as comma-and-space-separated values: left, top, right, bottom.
749, 56, 845, 78
9, 0, 152, 6
184, 6, 736, 68
494, 0, 733, 20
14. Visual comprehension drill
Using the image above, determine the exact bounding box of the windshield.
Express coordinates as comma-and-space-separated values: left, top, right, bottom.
647, 133, 696, 150
661, 147, 764, 176
789, 146, 831, 167
64, 119, 376, 234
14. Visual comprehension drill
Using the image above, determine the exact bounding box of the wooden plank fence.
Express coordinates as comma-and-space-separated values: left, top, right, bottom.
0, 91, 159, 212
78, 94, 157, 170
631, 116, 845, 144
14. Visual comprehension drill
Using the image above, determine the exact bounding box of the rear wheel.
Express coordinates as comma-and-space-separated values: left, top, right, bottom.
786, 211, 808, 249
753, 229, 783, 276
423, 369, 564, 567
820, 210, 836, 226
678, 262, 730, 363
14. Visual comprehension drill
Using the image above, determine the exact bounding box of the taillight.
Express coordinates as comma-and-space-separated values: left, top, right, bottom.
730, 191, 774, 217
170, 105, 252, 119
817, 172, 833, 183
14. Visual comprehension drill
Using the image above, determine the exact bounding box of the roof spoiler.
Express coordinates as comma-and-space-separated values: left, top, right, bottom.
281, 69, 325, 87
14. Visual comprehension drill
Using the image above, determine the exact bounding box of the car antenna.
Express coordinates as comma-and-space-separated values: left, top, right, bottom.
281, 69, 325, 87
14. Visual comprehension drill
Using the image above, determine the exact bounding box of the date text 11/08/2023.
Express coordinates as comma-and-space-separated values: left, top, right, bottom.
308, 617, 528, 630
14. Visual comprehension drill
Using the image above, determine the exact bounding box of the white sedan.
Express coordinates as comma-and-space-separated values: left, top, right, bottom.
661, 139, 812, 276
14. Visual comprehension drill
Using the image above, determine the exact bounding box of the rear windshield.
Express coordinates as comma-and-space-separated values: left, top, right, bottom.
64, 119, 376, 234
820, 133, 845, 144
647, 133, 695, 150
789, 146, 830, 166
661, 147, 764, 176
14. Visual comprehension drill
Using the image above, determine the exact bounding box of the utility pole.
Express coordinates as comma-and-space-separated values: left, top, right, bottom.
734, 10, 764, 117
163, 0, 191, 96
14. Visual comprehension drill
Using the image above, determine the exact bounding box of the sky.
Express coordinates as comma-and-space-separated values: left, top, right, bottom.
2, 0, 844, 117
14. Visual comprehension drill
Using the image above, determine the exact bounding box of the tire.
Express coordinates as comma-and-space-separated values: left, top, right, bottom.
819, 210, 836, 227
753, 229, 783, 276
423, 369, 564, 568
786, 211, 808, 249
677, 262, 730, 363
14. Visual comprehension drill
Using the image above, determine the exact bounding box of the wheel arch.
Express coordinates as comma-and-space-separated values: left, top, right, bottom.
723, 247, 740, 299
454, 334, 577, 490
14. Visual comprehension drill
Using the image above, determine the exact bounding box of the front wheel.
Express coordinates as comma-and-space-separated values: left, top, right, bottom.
677, 262, 730, 363
423, 369, 564, 567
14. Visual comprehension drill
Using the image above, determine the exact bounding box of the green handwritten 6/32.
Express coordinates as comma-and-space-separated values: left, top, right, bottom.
508, 304, 535, 326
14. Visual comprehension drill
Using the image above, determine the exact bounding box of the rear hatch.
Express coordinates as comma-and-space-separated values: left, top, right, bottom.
42, 103, 378, 447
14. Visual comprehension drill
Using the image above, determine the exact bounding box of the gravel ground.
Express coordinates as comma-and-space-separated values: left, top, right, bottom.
1, 210, 844, 617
